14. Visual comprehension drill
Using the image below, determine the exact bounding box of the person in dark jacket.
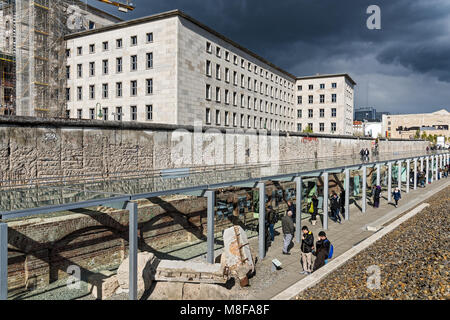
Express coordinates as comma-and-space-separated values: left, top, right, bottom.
300, 226, 314, 275
313, 231, 330, 272
339, 189, 346, 216
282, 211, 295, 255
330, 192, 341, 223
309, 195, 319, 226
392, 187, 401, 207
373, 185, 381, 208
265, 205, 276, 242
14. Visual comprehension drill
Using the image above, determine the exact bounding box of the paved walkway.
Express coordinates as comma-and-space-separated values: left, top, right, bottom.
246, 176, 450, 300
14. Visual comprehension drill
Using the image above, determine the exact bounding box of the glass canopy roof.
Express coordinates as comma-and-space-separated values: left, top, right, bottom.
0, 150, 446, 218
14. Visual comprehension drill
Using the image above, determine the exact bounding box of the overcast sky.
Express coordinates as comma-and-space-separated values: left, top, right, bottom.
89, 0, 450, 115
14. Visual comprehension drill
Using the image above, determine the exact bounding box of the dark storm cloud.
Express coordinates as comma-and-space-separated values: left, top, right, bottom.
91, 0, 450, 113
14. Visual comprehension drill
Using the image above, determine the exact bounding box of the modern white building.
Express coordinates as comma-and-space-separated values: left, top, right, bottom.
65, 9, 356, 134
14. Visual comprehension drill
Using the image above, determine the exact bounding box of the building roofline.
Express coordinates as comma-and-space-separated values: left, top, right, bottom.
296, 73, 357, 86
64, 9, 297, 79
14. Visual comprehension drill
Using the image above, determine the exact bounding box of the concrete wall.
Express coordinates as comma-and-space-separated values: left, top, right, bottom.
0, 116, 429, 183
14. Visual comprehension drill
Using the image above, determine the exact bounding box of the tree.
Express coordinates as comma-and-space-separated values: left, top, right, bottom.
414, 130, 420, 139
303, 127, 314, 134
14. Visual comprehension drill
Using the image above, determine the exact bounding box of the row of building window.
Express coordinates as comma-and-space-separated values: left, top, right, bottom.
205, 84, 294, 118
67, 33, 154, 57
67, 52, 153, 78
297, 108, 337, 118
205, 107, 294, 131
297, 83, 337, 91
297, 94, 337, 105
297, 123, 337, 132
69, 105, 153, 121
205, 41, 293, 90
206, 60, 293, 103
67, 79, 153, 101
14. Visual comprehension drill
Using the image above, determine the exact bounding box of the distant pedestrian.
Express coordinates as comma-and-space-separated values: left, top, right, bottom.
266, 205, 276, 242
373, 185, 381, 208
282, 210, 295, 255
309, 195, 319, 226
330, 192, 341, 223
300, 226, 314, 275
313, 231, 331, 272
392, 187, 401, 207
364, 148, 370, 162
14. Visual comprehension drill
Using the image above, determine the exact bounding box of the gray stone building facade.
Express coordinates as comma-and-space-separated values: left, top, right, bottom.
65, 10, 355, 134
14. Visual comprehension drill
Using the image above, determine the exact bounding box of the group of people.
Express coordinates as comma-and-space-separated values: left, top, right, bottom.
372, 185, 401, 208
280, 209, 332, 274
359, 148, 370, 162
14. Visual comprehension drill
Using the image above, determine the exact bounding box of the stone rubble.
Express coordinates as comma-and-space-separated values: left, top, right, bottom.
295, 186, 450, 300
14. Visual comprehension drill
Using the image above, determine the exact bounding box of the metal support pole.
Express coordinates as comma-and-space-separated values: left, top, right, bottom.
414, 158, 418, 190
127, 201, 138, 301
398, 161, 402, 191
376, 163, 381, 186
420, 158, 423, 172
295, 176, 302, 243
0, 223, 7, 301
258, 182, 266, 260
406, 159, 410, 193
430, 157, 434, 183
435, 155, 439, 180
426, 157, 429, 185
345, 168, 350, 221
206, 190, 215, 264
323, 172, 329, 230
362, 166, 367, 213
388, 162, 392, 202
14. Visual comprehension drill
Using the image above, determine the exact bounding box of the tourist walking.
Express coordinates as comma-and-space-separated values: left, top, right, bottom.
281, 210, 295, 255
300, 226, 314, 275
373, 185, 381, 208
364, 148, 370, 162
392, 187, 401, 207
309, 195, 319, 226
330, 192, 341, 223
266, 204, 276, 242
312, 231, 331, 272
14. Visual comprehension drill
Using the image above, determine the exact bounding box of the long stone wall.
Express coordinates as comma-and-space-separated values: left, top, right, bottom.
0, 116, 429, 184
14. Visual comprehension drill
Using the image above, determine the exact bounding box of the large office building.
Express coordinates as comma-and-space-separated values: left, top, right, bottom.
382, 109, 450, 139
65, 9, 356, 134
354, 106, 390, 122
295, 74, 356, 135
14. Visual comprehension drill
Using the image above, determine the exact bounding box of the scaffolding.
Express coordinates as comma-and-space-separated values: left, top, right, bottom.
4, 0, 131, 118
14, 0, 69, 117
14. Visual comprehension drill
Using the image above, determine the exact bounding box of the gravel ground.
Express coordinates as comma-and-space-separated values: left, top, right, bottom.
295, 186, 450, 300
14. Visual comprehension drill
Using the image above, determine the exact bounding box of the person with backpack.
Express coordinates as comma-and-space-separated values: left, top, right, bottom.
312, 231, 332, 272
309, 195, 319, 226
392, 187, 401, 208
300, 226, 314, 275
281, 210, 295, 255
330, 192, 341, 223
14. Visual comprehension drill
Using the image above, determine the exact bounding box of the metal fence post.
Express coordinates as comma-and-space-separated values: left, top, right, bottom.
323, 172, 329, 230
295, 176, 302, 243
388, 162, 392, 202
206, 190, 216, 264
258, 182, 266, 260
127, 202, 138, 301
0, 223, 7, 301
362, 166, 367, 213
345, 168, 350, 221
